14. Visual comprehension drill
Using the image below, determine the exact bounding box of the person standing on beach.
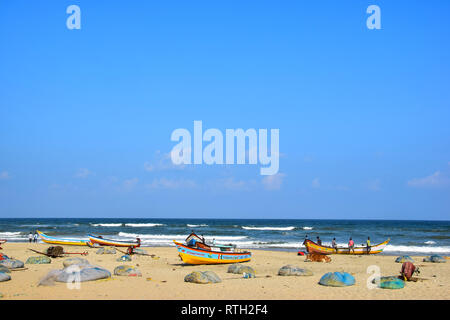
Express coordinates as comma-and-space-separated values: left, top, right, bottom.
136, 237, 141, 247
127, 246, 135, 255
366, 237, 371, 254
348, 237, 355, 253
33, 232, 38, 243
316, 236, 322, 246
331, 238, 337, 252
28, 232, 33, 243
302, 235, 309, 248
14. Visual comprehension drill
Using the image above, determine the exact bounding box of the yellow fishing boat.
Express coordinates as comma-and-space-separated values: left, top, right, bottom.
304, 238, 390, 255
37, 230, 89, 246
173, 233, 251, 265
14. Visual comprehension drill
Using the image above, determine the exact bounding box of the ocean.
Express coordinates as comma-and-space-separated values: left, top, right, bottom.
0, 218, 449, 256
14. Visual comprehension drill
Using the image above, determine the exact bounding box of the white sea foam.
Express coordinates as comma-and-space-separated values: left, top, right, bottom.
118, 232, 247, 241
187, 224, 208, 228
384, 245, 450, 254
229, 241, 450, 253
242, 226, 296, 231
303, 226, 313, 230
0, 237, 27, 241
118, 232, 186, 240
0, 231, 27, 242
0, 231, 22, 237
135, 239, 255, 247
424, 241, 436, 245
252, 243, 450, 253
108, 232, 251, 247
91, 223, 122, 227
124, 223, 164, 227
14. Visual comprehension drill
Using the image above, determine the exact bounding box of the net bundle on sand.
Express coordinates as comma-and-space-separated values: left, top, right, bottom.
38, 262, 110, 286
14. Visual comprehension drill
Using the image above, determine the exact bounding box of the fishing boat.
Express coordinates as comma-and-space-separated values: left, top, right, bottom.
37, 230, 89, 246
173, 232, 251, 265
304, 238, 390, 255
88, 234, 141, 247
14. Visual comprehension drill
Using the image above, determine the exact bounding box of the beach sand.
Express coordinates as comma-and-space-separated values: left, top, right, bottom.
0, 243, 448, 300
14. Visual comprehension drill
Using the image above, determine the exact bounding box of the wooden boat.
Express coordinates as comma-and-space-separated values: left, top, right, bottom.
88, 234, 141, 247
304, 238, 390, 255
173, 232, 251, 265
37, 230, 89, 246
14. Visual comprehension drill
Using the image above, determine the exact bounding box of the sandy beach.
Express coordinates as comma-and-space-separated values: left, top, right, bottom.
0, 243, 448, 300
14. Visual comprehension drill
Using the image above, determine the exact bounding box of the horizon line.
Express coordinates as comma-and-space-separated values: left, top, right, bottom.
0, 217, 449, 222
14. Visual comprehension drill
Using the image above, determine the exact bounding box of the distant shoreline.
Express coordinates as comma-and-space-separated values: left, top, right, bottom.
2, 241, 443, 257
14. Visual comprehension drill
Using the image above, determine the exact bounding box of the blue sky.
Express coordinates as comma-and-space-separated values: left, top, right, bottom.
0, 1, 449, 219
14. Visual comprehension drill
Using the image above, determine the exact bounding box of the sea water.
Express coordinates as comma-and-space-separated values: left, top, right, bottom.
0, 218, 448, 256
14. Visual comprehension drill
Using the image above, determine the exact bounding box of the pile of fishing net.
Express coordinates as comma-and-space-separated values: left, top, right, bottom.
0, 257, 24, 269
0, 271, 11, 282
38, 263, 111, 286
372, 276, 405, 289
319, 272, 355, 287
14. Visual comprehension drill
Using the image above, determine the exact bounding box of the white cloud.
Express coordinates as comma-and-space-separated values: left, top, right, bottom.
332, 185, 349, 191
311, 178, 320, 189
147, 178, 196, 190
144, 150, 186, 172
262, 173, 285, 190
75, 168, 93, 179
407, 171, 449, 188
221, 177, 251, 191
123, 178, 139, 190
0, 171, 10, 180
303, 155, 315, 163
143, 162, 155, 172
366, 178, 381, 191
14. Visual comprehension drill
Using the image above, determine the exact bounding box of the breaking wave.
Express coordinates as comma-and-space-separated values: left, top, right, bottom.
117, 232, 247, 242
124, 223, 164, 227
0, 231, 22, 236
242, 226, 296, 231
90, 223, 122, 227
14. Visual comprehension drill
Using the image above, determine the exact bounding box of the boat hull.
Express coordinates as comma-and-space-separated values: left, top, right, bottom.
174, 241, 251, 265
88, 234, 139, 247
37, 230, 89, 246
304, 239, 390, 255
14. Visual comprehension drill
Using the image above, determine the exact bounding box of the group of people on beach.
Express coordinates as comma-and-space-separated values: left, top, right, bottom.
28, 231, 38, 243
305, 235, 372, 253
